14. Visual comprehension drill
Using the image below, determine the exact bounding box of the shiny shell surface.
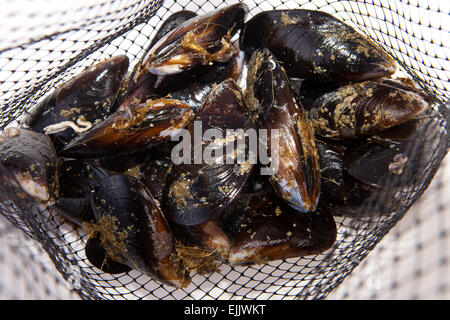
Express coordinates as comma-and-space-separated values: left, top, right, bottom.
240, 9, 396, 82
246, 49, 321, 213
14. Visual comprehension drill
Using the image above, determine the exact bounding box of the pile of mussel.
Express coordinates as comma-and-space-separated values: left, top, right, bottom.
0, 4, 435, 288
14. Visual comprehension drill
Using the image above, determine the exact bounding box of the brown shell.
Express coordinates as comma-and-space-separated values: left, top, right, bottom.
309, 80, 430, 139
142, 3, 248, 75
60, 98, 193, 158
117, 11, 198, 107
220, 174, 336, 265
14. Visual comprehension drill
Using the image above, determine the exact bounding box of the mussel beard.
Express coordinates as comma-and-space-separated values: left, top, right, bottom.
171, 219, 232, 275
0, 128, 58, 206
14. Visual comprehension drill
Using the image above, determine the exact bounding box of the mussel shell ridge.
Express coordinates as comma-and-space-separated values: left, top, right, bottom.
246, 49, 321, 213
164, 79, 256, 226
87, 173, 187, 287
309, 80, 430, 139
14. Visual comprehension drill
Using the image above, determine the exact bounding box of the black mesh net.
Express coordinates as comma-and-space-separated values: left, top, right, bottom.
0, 0, 448, 300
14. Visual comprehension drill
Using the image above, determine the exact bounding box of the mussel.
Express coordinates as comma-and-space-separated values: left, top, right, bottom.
118, 10, 198, 107
344, 115, 442, 190
86, 172, 188, 287
141, 3, 248, 75
100, 143, 174, 204
240, 9, 396, 83
0, 127, 58, 206
60, 98, 193, 158
220, 174, 337, 265
246, 49, 321, 213
308, 80, 430, 140
163, 78, 256, 226
149, 49, 245, 113
23, 56, 129, 150
53, 159, 105, 226
5, 5, 441, 287
148, 10, 199, 50
171, 220, 232, 274
317, 140, 400, 216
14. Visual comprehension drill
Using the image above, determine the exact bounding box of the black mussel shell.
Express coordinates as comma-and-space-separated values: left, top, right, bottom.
85, 233, 132, 274
0, 127, 58, 206
240, 9, 396, 82
309, 80, 430, 140
23, 56, 129, 150
86, 173, 188, 287
149, 10, 199, 50
54, 159, 108, 226
142, 3, 248, 75
55, 197, 93, 227
317, 140, 400, 216
136, 154, 173, 204
163, 79, 256, 226
98, 142, 169, 173
60, 98, 193, 158
98, 142, 175, 206
345, 116, 442, 190
246, 49, 321, 213
102, 144, 174, 204
219, 174, 337, 265
117, 11, 198, 108
57, 159, 107, 197
149, 49, 244, 113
